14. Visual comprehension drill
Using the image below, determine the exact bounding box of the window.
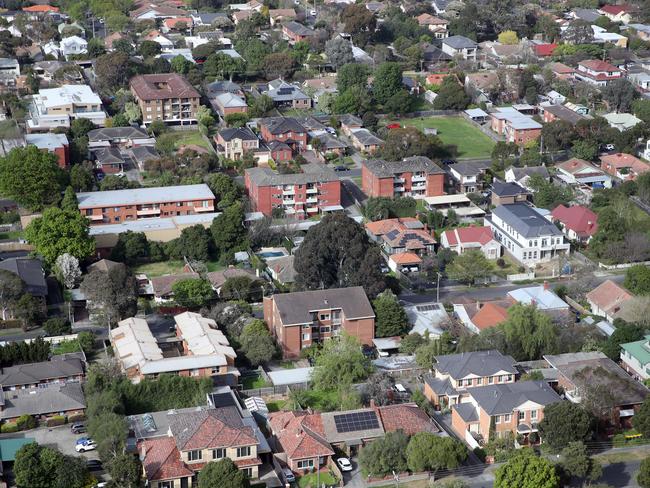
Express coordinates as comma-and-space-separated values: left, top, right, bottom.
243, 467, 253, 478
302, 333, 310, 341
319, 313, 329, 320
531, 410, 538, 420
297, 459, 314, 469
213, 448, 225, 459
495, 415, 501, 424
237, 446, 251, 458
488, 376, 494, 384
159, 482, 172, 488
518, 411, 525, 421
85, 209, 93, 216
504, 414, 511, 422
505, 375, 512, 382
320, 326, 330, 333
188, 450, 202, 461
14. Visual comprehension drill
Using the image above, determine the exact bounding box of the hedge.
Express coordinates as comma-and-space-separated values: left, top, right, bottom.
16, 414, 37, 430
1, 422, 19, 433
68, 413, 86, 423
46, 415, 66, 427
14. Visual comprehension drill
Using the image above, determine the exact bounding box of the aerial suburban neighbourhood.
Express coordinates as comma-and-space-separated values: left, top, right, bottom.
3, 0, 650, 487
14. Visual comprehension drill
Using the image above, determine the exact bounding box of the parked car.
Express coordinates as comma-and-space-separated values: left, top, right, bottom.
71, 423, 86, 434
393, 383, 408, 394
282, 468, 295, 483
76, 437, 91, 445
86, 459, 103, 471
337, 457, 353, 472
334, 165, 349, 172
442, 159, 456, 165
76, 440, 97, 452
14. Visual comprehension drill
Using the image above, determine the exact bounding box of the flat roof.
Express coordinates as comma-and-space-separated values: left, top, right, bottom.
425, 194, 471, 205
89, 213, 220, 235
267, 367, 313, 386
78, 184, 215, 208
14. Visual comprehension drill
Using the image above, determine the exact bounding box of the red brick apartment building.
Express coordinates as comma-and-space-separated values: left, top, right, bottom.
130, 73, 201, 126
362, 156, 445, 198
25, 133, 70, 168
259, 117, 308, 151
244, 164, 341, 219
77, 184, 216, 224
263, 287, 375, 358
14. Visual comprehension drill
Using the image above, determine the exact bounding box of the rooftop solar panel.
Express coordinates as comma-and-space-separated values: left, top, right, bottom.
333, 411, 380, 433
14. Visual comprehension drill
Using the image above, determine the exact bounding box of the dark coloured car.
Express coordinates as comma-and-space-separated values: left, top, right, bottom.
86, 459, 103, 471
442, 159, 456, 165
334, 165, 349, 172
71, 423, 86, 434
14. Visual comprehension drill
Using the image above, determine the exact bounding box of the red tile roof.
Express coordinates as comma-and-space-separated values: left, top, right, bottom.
586, 279, 633, 316
390, 252, 422, 265
377, 403, 440, 436
130, 74, 200, 101
533, 43, 557, 57
365, 218, 421, 236
471, 302, 510, 330
551, 205, 598, 237
579, 59, 621, 73
269, 411, 334, 461
180, 413, 258, 451
600, 4, 633, 15
163, 16, 193, 28
600, 153, 650, 180
23, 4, 59, 12
442, 226, 495, 246
139, 437, 193, 481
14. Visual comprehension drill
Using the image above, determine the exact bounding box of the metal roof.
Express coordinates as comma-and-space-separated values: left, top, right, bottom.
77, 184, 215, 208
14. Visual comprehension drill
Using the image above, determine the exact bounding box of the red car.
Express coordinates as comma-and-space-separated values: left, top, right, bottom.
386, 123, 401, 129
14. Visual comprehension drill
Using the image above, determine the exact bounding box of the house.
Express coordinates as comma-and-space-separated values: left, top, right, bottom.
362, 156, 445, 199
599, 4, 634, 23
0, 383, 86, 422
264, 79, 311, 109
571, 8, 601, 22
0, 58, 20, 87
416, 13, 448, 38
162, 16, 193, 32
131, 146, 160, 170
504, 166, 550, 191
575, 59, 623, 86
205, 80, 244, 98
441, 36, 478, 61
490, 180, 531, 206
104, 32, 129, 51
214, 127, 259, 161
548, 62, 576, 81
625, 23, 650, 40
448, 161, 489, 193
93, 147, 124, 174
27, 85, 106, 131
138, 406, 262, 486
490, 107, 542, 145
485, 203, 570, 266
600, 153, 650, 181
269, 8, 296, 25
77, 184, 216, 224
453, 299, 512, 334
266, 255, 296, 285
87, 127, 153, 149
440, 226, 501, 260
282, 21, 315, 44
603, 113, 642, 132
263, 287, 375, 358
339, 114, 363, 136
0, 355, 84, 390
539, 104, 588, 125
302, 75, 337, 103
150, 272, 200, 302
0, 258, 48, 319
465, 71, 501, 104
259, 117, 308, 151
551, 205, 598, 243
586, 280, 634, 322
422, 194, 486, 221
244, 164, 341, 219
507, 284, 571, 317
210, 92, 248, 117
451, 381, 561, 446
533, 43, 558, 58
620, 335, 650, 381
422, 350, 518, 408
422, 44, 452, 70
130, 74, 201, 126
349, 129, 384, 154
60, 36, 87, 59
24, 133, 69, 168
555, 158, 612, 189
110, 313, 238, 384
129, 3, 188, 21
206, 267, 258, 295
544, 351, 649, 429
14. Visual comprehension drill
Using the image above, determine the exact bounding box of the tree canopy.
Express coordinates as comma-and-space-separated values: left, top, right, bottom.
494, 449, 559, 488
171, 278, 215, 308
501, 303, 558, 361
406, 433, 467, 473
538, 401, 594, 452
445, 250, 493, 285
312, 333, 372, 391
624, 265, 650, 295
359, 430, 409, 477
198, 458, 250, 488
81, 264, 138, 326
373, 290, 410, 337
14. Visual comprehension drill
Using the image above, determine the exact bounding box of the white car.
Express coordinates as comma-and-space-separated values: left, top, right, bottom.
76, 440, 97, 452
309, 9, 316, 15
605, 144, 615, 151
337, 457, 353, 472
393, 383, 407, 394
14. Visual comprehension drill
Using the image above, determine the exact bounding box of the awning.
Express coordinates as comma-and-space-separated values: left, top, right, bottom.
517, 423, 532, 433
620, 409, 636, 417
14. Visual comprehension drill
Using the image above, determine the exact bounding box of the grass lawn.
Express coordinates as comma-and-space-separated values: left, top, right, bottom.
0, 230, 22, 240
385, 116, 495, 159
166, 130, 213, 151
266, 400, 288, 413
302, 389, 341, 411
133, 260, 186, 277
297, 471, 338, 488
52, 339, 82, 355
241, 374, 270, 390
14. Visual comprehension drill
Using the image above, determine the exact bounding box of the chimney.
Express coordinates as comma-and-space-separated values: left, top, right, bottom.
543, 280, 549, 291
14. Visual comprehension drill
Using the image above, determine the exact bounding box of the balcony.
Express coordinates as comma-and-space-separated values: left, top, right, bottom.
306, 196, 318, 204
87, 214, 104, 221
306, 187, 318, 194
195, 205, 215, 212
283, 189, 295, 196
394, 186, 405, 192
137, 208, 161, 216
282, 199, 295, 205
394, 177, 405, 183
306, 207, 318, 213
412, 175, 426, 182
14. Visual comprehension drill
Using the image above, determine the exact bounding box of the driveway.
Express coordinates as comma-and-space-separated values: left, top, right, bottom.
342, 457, 364, 487
8, 424, 100, 460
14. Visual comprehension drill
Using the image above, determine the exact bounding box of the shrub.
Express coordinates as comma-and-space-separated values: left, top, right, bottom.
496, 258, 506, 268
16, 414, 37, 430
473, 447, 486, 462
0, 422, 19, 433
528, 432, 539, 444
46, 415, 65, 427
68, 413, 86, 423
43, 317, 72, 336
613, 434, 627, 447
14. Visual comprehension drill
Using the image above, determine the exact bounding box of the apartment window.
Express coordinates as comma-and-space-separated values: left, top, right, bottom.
237, 446, 251, 458
85, 209, 93, 216
519, 411, 525, 421
213, 448, 225, 459
190, 369, 200, 377
504, 414, 511, 422
531, 410, 538, 420
243, 467, 253, 478
302, 324, 310, 329
320, 326, 330, 333
488, 376, 494, 384
114, 217, 120, 222
146, 107, 152, 112
302, 333, 310, 341
188, 450, 202, 461
319, 313, 329, 320
297, 459, 314, 469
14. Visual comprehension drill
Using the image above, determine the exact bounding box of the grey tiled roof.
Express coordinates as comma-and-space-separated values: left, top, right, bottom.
364, 156, 445, 177
423, 375, 458, 397
435, 350, 517, 379
87, 126, 149, 142
468, 381, 561, 415
261, 116, 306, 135
350, 129, 384, 146
245, 163, 338, 186
219, 127, 258, 142
492, 180, 529, 197
492, 203, 563, 238
0, 258, 47, 297
284, 21, 315, 37
443, 35, 478, 50
0, 383, 86, 419
0, 357, 84, 388
509, 166, 549, 180
95, 147, 124, 164
168, 407, 257, 450
453, 402, 478, 422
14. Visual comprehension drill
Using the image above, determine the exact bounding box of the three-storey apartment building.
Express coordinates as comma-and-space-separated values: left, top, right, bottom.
263, 287, 375, 358
130, 74, 201, 126
77, 184, 216, 224
27, 85, 106, 131
362, 156, 445, 199
244, 164, 341, 219
484, 203, 570, 266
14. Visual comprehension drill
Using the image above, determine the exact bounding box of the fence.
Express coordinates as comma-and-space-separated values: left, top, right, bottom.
239, 385, 289, 397
506, 271, 535, 281
598, 259, 650, 270
366, 472, 431, 487
0, 333, 79, 347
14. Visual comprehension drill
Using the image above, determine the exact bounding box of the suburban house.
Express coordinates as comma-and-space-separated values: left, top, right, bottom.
0, 355, 84, 391
269, 8, 297, 25
0, 58, 20, 87
451, 381, 561, 446
551, 205, 598, 243
129, 3, 188, 21
423, 350, 518, 408
484, 203, 570, 266
416, 13, 448, 37
210, 92, 248, 117
60, 35, 87, 59
603, 113, 642, 131
94, 147, 124, 174
244, 164, 341, 219
0, 258, 48, 319
0, 383, 86, 423
362, 157, 445, 199
544, 352, 649, 429
586, 280, 634, 322
574, 59, 623, 86
490, 181, 531, 206
259, 117, 308, 151
548, 62, 576, 80
151, 272, 200, 303
87, 127, 153, 149
555, 158, 612, 189
25, 133, 70, 168
448, 161, 489, 193
453, 300, 512, 334
621, 335, 650, 381
263, 287, 375, 358
423, 194, 486, 221
440, 226, 501, 260
504, 166, 550, 191
600, 153, 650, 181
77, 184, 216, 224
489, 107, 542, 145
110, 313, 238, 384
441, 35, 478, 60
214, 127, 260, 161
138, 406, 262, 487
349, 129, 384, 154
27, 85, 106, 131
282, 21, 315, 43
507, 285, 571, 318
598, 4, 634, 23
130, 74, 201, 126
264, 79, 311, 109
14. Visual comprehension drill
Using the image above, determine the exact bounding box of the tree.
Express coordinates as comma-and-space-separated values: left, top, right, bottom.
634, 396, 650, 438
14, 442, 90, 488
563, 20, 594, 44
61, 186, 78, 212
207, 173, 242, 209
325, 36, 354, 68
14, 443, 54, 488
54, 253, 81, 289
86, 37, 106, 58
501, 304, 557, 361
239, 319, 275, 366
198, 458, 250, 488
95, 51, 134, 95
560, 441, 602, 483
601, 320, 645, 360
337, 63, 371, 93
172, 279, 215, 308
624, 265, 650, 295
0, 145, 63, 210
373, 290, 410, 337
498, 30, 519, 44
433, 77, 470, 110
415, 333, 455, 367
378, 127, 450, 161
538, 401, 594, 452
373, 62, 403, 105
81, 264, 138, 326
312, 333, 372, 391
639, 457, 650, 488
221, 276, 264, 302
446, 250, 493, 285
494, 449, 559, 488
43, 318, 71, 336
294, 213, 386, 298
70, 164, 94, 192
384, 90, 414, 116
340, 4, 376, 46
603, 78, 639, 113
541, 120, 575, 152
211, 202, 248, 261
249, 94, 275, 118
528, 174, 573, 209
399, 333, 425, 354
0, 269, 24, 320
360, 371, 394, 406
406, 433, 467, 473
175, 224, 212, 261
333, 86, 372, 115
359, 431, 409, 477
24, 208, 95, 266
263, 52, 295, 80
107, 452, 141, 488
14, 293, 43, 330
110, 231, 150, 265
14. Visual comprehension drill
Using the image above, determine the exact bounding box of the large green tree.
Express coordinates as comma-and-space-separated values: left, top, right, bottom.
446, 250, 493, 285
560, 441, 602, 484
501, 303, 558, 361
14, 442, 91, 488
337, 63, 371, 93
406, 433, 467, 473
624, 265, 650, 295
373, 62, 403, 105
433, 77, 470, 110
373, 290, 410, 337
312, 333, 372, 391
211, 202, 248, 262
494, 449, 559, 488
110, 231, 150, 265
538, 401, 594, 452
81, 264, 138, 326
634, 397, 650, 438
198, 458, 250, 488
239, 319, 276, 366
0, 269, 24, 320
172, 278, 215, 308
601, 319, 645, 360
0, 145, 63, 210
359, 430, 409, 477
24, 207, 95, 265
294, 213, 386, 298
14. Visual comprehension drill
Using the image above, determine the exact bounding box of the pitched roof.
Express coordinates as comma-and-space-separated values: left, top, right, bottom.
87, 126, 149, 142
586, 279, 633, 316
130, 74, 200, 101
168, 408, 258, 451
600, 153, 650, 177
363, 156, 444, 177
551, 204, 598, 237
466, 380, 561, 415
268, 411, 334, 460
443, 35, 478, 49
600, 4, 633, 15
491, 180, 530, 197
556, 158, 602, 175
174, 312, 236, 358
542, 104, 587, 124
491, 203, 563, 239
260, 116, 306, 135
0, 258, 47, 297
0, 383, 86, 419
139, 437, 193, 481
441, 226, 495, 246
471, 302, 510, 330
548, 61, 575, 74
377, 403, 440, 435
245, 164, 339, 186
579, 59, 621, 73
389, 252, 422, 265
218, 127, 257, 142
507, 285, 569, 311
283, 21, 315, 36
23, 5, 59, 12
365, 218, 423, 236
435, 350, 517, 379
206, 267, 256, 289
150, 272, 200, 297
533, 43, 557, 57
0, 357, 84, 388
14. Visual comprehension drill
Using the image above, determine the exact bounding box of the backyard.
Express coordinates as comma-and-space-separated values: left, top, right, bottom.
384, 116, 495, 159
160, 130, 214, 152
133, 260, 225, 277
